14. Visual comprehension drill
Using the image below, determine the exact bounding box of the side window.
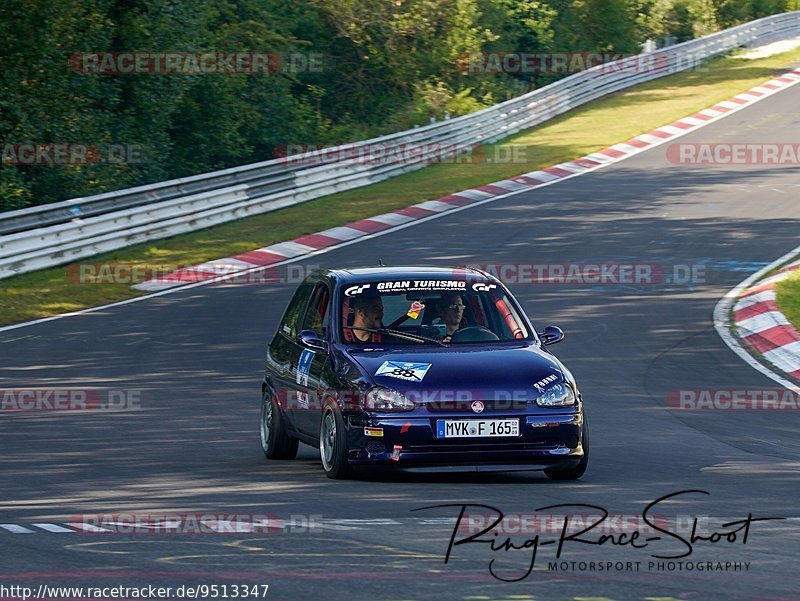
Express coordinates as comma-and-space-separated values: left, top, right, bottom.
278, 281, 314, 338
301, 283, 331, 336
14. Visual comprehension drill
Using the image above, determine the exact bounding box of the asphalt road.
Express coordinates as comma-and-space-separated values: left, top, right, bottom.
1, 73, 799, 601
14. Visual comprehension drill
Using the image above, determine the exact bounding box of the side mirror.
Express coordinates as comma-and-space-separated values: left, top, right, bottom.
539, 325, 564, 346
298, 330, 328, 353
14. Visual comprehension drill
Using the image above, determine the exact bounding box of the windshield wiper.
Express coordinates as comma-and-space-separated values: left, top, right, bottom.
349, 326, 447, 347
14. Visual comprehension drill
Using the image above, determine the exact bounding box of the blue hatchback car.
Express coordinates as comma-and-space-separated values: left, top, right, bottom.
260, 266, 587, 479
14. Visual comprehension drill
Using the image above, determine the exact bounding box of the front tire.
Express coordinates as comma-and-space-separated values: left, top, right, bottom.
545, 418, 588, 481
261, 390, 298, 460
319, 400, 352, 479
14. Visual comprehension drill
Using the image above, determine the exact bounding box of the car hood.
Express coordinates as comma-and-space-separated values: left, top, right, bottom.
346, 343, 565, 402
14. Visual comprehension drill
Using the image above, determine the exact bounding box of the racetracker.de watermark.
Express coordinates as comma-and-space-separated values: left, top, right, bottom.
68, 513, 323, 534
70, 52, 323, 74
2, 143, 149, 165
461, 262, 706, 285
66, 263, 321, 285
1, 583, 270, 600
459, 52, 671, 75
458, 512, 670, 535
0, 389, 142, 412
273, 143, 530, 166
279, 388, 556, 412
667, 388, 800, 410
667, 143, 800, 165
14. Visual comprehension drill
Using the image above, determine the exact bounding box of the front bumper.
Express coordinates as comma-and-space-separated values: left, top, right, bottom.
346, 411, 584, 471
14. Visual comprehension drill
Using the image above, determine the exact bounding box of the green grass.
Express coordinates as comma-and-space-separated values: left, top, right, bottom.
2, 47, 800, 326
776, 270, 800, 330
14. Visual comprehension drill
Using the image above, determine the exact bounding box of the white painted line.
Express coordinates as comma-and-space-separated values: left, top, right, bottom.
734, 93, 761, 102
33, 523, 75, 533
323, 518, 401, 525
66, 522, 112, 532
679, 116, 706, 126
699, 108, 724, 118
2, 69, 799, 336
310, 523, 362, 530
717, 100, 744, 110
418, 517, 458, 525
0, 524, 34, 533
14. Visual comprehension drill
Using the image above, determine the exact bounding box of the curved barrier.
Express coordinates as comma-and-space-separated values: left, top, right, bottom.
1, 12, 799, 279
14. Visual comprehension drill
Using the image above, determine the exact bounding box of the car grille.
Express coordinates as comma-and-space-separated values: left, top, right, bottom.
365, 440, 385, 455
424, 400, 528, 412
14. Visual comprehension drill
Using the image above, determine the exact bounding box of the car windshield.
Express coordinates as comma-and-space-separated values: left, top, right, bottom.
340, 279, 531, 345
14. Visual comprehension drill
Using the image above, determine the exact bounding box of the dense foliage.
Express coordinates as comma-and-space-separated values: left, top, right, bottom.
0, 0, 793, 210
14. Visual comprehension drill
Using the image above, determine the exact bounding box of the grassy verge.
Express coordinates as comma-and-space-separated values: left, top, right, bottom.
776, 270, 800, 331
1, 48, 800, 326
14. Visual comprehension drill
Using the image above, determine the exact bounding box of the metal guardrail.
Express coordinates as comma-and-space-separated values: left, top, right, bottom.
1, 12, 798, 279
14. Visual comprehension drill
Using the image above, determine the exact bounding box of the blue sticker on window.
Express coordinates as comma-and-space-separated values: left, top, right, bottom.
296, 349, 315, 386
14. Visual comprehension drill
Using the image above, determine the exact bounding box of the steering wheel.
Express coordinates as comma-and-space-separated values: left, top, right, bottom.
449, 325, 500, 343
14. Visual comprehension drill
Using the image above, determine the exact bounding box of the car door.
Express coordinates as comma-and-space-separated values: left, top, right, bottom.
266, 279, 315, 434
293, 281, 332, 436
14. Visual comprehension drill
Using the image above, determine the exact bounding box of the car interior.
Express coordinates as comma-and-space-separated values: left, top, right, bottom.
341, 290, 527, 343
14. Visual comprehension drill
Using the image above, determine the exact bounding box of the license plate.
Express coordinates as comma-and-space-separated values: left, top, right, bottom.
436, 419, 520, 438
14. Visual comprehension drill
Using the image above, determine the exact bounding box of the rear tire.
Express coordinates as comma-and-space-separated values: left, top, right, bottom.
545, 418, 588, 481
261, 390, 298, 460
319, 400, 353, 479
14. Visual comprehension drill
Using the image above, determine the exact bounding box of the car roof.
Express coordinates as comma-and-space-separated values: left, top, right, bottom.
325, 266, 495, 284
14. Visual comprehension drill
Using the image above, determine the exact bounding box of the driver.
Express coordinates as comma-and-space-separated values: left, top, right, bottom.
346, 292, 384, 343
435, 293, 465, 343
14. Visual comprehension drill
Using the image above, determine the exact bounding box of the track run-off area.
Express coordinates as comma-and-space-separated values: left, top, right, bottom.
1, 69, 800, 601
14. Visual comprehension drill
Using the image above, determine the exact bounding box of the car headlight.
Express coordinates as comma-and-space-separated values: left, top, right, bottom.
535, 382, 576, 407
364, 387, 415, 411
